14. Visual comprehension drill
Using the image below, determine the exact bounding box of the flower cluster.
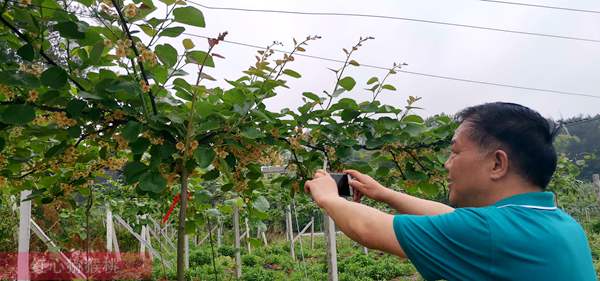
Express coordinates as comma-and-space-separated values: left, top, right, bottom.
115, 39, 132, 58
142, 131, 164, 145
33, 115, 49, 126
103, 39, 113, 48
140, 80, 150, 93
19, 63, 43, 76
105, 110, 126, 122
102, 157, 127, 170
0, 176, 6, 187
0, 84, 15, 100
124, 3, 137, 18
136, 43, 157, 65
175, 140, 199, 155
113, 134, 128, 150
27, 90, 38, 103
63, 146, 78, 164
19, 0, 31, 7
51, 112, 77, 128
9, 127, 23, 138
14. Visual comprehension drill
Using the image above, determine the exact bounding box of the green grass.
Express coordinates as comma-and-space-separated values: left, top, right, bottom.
152, 234, 423, 281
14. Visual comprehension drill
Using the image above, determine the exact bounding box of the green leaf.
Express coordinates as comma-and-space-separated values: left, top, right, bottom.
282, 69, 301, 78
54, 21, 85, 39
158, 26, 185, 37
155, 44, 178, 67
418, 182, 439, 195
139, 170, 166, 193
302, 92, 320, 102
0, 137, 4, 152
123, 161, 148, 184
17, 44, 34, 61
186, 51, 214, 67
87, 41, 104, 65
173, 7, 206, 27
159, 0, 176, 5
348, 60, 360, 66
67, 126, 81, 138
382, 84, 397, 91
367, 77, 378, 85
41, 67, 68, 89
253, 196, 269, 212
121, 121, 143, 142
193, 147, 215, 169
1, 105, 35, 124
240, 127, 265, 139
45, 142, 67, 158
340, 109, 360, 121
66, 99, 86, 118
138, 24, 157, 36
338, 76, 356, 91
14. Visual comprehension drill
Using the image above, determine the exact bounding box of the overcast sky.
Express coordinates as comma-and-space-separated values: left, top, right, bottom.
167, 0, 600, 119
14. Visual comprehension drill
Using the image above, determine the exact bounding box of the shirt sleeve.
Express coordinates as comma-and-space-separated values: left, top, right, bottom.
393, 208, 493, 281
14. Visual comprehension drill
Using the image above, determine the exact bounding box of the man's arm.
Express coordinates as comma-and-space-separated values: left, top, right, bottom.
378, 188, 454, 216
345, 169, 454, 215
320, 196, 406, 258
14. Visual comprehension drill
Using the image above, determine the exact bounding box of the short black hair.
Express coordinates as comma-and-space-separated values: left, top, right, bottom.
456, 102, 558, 189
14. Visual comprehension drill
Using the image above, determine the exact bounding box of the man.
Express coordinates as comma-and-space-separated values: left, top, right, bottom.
304, 102, 597, 281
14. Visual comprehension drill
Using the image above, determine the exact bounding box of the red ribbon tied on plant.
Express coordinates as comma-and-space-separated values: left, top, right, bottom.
161, 192, 192, 224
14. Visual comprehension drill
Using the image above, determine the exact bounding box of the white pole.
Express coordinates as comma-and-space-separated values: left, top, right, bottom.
140, 225, 146, 258
322, 158, 338, 281
217, 218, 222, 247
245, 217, 251, 254
184, 235, 189, 270
286, 205, 295, 260
30, 220, 87, 279
233, 206, 242, 278
17, 190, 31, 281
324, 212, 338, 281
113, 215, 172, 268
310, 216, 315, 250
106, 207, 113, 252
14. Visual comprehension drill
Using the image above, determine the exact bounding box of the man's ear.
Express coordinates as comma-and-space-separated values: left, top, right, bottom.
490, 149, 509, 180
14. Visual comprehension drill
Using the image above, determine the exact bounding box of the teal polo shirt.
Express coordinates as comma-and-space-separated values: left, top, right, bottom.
393, 192, 597, 281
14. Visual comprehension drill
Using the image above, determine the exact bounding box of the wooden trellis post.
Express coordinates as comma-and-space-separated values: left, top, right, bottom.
324, 211, 338, 281
233, 205, 242, 278
17, 190, 31, 281
286, 204, 295, 260
310, 216, 315, 250
245, 217, 252, 254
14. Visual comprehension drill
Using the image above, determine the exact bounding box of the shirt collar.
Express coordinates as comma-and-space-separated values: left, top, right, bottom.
493, 192, 556, 208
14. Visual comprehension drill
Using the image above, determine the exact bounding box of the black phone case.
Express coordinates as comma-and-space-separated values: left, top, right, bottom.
330, 173, 352, 197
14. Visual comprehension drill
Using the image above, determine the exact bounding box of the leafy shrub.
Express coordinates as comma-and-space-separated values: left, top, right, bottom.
242, 254, 263, 267
189, 248, 212, 266
218, 245, 236, 257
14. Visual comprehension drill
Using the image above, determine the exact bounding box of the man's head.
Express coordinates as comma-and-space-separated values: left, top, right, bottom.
444, 102, 558, 207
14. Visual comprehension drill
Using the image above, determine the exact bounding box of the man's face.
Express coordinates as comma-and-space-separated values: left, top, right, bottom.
444, 122, 492, 207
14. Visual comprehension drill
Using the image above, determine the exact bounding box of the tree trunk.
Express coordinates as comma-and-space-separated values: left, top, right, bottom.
176, 169, 189, 281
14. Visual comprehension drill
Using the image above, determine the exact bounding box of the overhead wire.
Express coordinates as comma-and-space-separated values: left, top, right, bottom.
6, 0, 600, 100
182, 32, 600, 100
479, 0, 600, 14
186, 0, 600, 44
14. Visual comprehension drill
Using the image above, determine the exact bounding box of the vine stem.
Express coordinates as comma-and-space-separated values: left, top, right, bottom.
110, 0, 158, 115
176, 33, 223, 281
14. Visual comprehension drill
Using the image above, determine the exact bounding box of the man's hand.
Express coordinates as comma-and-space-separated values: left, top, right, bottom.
304, 170, 340, 207
344, 169, 391, 203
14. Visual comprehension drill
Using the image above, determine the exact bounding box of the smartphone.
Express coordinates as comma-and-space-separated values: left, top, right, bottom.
330, 173, 353, 197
